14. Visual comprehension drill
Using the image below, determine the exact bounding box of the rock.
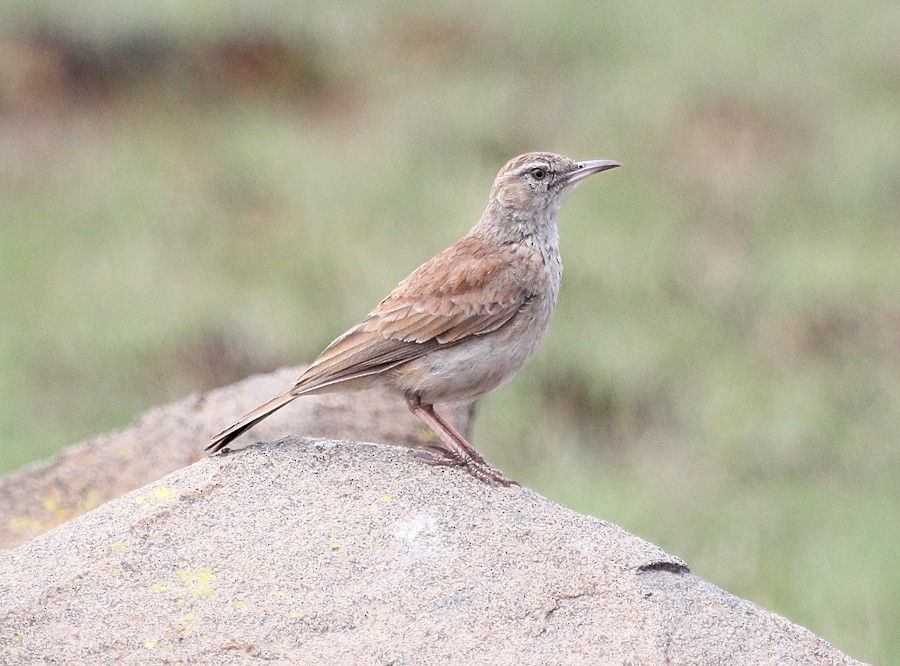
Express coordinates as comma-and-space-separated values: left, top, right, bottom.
0, 365, 474, 548
0, 438, 864, 665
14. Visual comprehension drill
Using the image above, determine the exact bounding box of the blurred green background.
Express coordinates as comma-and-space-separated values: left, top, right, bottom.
1, 2, 897, 662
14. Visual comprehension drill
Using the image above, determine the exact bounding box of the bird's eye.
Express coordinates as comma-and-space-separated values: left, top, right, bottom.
529, 167, 547, 180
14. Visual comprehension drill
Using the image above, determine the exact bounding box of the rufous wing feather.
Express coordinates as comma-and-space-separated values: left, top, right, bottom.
291, 235, 534, 394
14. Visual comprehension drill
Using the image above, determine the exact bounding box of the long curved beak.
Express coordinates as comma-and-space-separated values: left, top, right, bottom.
566, 159, 622, 186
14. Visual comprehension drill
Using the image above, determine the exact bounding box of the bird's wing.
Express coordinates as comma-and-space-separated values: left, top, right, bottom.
292, 235, 536, 394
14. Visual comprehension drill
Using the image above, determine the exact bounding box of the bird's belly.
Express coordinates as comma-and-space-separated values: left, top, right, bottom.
386, 304, 553, 404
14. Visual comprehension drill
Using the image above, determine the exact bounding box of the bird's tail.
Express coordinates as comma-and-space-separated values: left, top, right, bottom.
206, 390, 297, 454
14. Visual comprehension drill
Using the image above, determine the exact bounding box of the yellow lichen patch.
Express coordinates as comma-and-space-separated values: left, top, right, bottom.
78, 488, 102, 513
177, 568, 216, 597
379, 493, 392, 503
234, 600, 247, 609
7, 515, 45, 535
108, 541, 126, 552
175, 612, 199, 634
144, 640, 156, 649
135, 486, 178, 505
417, 424, 438, 442
151, 583, 171, 592
329, 539, 345, 554
288, 609, 301, 618
41, 495, 70, 522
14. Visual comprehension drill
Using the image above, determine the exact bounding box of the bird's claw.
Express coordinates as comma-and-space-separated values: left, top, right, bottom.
411, 446, 519, 487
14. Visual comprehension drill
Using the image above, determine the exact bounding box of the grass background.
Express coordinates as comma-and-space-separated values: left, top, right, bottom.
1, 2, 897, 662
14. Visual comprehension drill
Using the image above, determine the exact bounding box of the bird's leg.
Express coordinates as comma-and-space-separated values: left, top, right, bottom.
405, 396, 519, 487
406, 397, 488, 465
420, 403, 489, 466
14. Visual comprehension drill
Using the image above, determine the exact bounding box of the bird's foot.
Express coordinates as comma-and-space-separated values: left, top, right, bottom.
411, 445, 518, 487
465, 460, 520, 487
410, 446, 468, 467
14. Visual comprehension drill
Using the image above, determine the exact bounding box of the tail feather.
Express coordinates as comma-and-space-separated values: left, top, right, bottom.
206, 391, 297, 453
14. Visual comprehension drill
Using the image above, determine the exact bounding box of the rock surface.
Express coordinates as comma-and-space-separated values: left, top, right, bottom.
0, 366, 473, 548
0, 437, 864, 665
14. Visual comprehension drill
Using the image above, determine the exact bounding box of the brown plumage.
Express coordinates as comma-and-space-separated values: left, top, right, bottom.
207, 152, 620, 485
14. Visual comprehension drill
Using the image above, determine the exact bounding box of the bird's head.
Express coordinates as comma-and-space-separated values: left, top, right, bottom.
488, 152, 620, 216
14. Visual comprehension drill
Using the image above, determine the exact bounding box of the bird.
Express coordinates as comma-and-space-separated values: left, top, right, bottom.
207, 152, 620, 486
